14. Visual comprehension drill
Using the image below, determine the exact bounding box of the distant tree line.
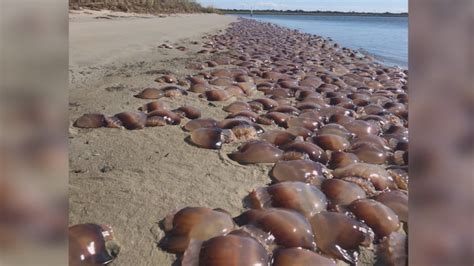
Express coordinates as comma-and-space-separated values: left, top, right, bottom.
69, 0, 220, 13
221, 9, 408, 17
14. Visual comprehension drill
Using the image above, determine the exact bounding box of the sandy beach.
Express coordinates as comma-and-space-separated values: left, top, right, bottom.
70, 9, 408, 266
69, 11, 274, 266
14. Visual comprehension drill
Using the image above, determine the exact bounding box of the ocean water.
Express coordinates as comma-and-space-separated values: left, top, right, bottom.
237, 14, 408, 69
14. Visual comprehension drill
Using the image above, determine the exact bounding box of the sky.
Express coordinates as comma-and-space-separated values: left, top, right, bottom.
197, 0, 408, 13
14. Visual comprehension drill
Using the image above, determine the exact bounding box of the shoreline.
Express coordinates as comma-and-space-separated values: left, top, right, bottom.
231, 14, 408, 70
70, 13, 407, 266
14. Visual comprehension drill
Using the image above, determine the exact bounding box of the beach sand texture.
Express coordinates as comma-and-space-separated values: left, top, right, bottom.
69, 12, 275, 266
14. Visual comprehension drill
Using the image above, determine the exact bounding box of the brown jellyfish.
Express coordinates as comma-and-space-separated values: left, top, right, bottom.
211, 69, 232, 78
134, 88, 163, 99
349, 199, 400, 238
202, 89, 232, 101
138, 101, 169, 113
147, 109, 181, 125
181, 234, 269, 266
161, 85, 188, 98
236, 82, 256, 96
271, 105, 301, 116
387, 168, 408, 190
308, 211, 374, 264
352, 134, 391, 151
286, 117, 321, 131
333, 163, 396, 190
321, 179, 367, 206
317, 123, 353, 139
189, 83, 209, 93
160, 207, 235, 253
283, 142, 328, 164
311, 134, 350, 152
155, 75, 176, 83
187, 76, 208, 85
260, 130, 298, 147
226, 111, 259, 122
328, 114, 355, 125
270, 159, 329, 186
210, 77, 234, 87
262, 112, 290, 127
74, 114, 107, 128
272, 248, 336, 266
328, 151, 359, 169
374, 190, 408, 223
146, 116, 167, 127
351, 142, 388, 164
225, 85, 246, 96
249, 98, 279, 110
376, 232, 408, 266
69, 223, 120, 266
235, 208, 316, 250
223, 101, 252, 114
114, 111, 147, 130
286, 126, 313, 140
249, 181, 327, 218
183, 118, 218, 132
173, 106, 202, 119
343, 120, 380, 136
189, 128, 235, 149
228, 140, 283, 164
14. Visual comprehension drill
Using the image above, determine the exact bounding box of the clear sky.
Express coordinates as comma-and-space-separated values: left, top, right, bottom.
197, 0, 408, 13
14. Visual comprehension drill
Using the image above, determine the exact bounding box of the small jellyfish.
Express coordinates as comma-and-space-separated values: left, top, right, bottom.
189, 128, 235, 149
138, 101, 169, 113
114, 111, 147, 130
311, 134, 350, 152
160, 207, 235, 253
228, 140, 283, 164
349, 199, 400, 238
183, 118, 218, 132
270, 159, 330, 186
181, 234, 269, 266
202, 89, 232, 101
283, 142, 328, 164
377, 232, 408, 266
147, 110, 181, 125
309, 211, 374, 263
333, 163, 396, 190
134, 88, 163, 99
321, 179, 366, 206
69, 223, 120, 266
74, 114, 107, 128
173, 106, 201, 119
374, 190, 408, 223
328, 151, 359, 169
260, 130, 297, 147
249, 181, 327, 218
235, 208, 316, 250
223, 101, 252, 114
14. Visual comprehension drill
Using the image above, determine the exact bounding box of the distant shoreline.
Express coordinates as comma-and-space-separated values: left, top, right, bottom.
221, 9, 408, 17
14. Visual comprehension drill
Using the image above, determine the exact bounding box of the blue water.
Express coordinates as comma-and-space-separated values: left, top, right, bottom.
237, 14, 408, 69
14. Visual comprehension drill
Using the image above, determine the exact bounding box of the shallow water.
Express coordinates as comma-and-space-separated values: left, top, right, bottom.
237, 14, 408, 69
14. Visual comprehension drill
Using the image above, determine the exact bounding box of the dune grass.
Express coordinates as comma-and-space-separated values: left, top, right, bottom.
69, 0, 220, 14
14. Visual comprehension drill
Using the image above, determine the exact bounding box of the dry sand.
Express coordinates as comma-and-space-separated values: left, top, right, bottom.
69, 11, 276, 266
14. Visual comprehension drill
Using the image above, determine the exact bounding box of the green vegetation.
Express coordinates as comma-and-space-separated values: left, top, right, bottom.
69, 0, 220, 14
221, 9, 408, 17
